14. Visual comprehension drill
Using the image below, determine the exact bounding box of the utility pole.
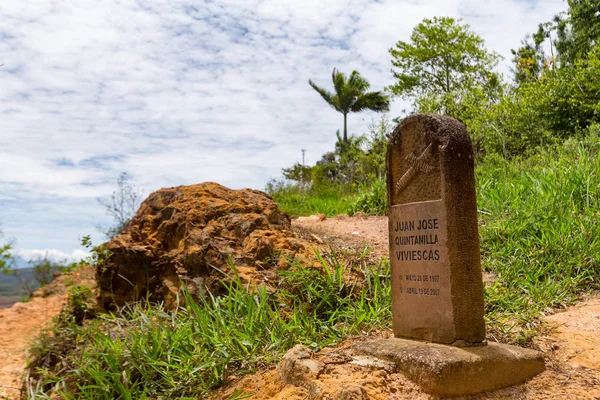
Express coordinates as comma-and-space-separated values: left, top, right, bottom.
301, 149, 306, 166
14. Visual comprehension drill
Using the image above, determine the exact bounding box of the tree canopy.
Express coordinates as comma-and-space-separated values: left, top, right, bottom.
555, 0, 600, 66
309, 68, 389, 143
388, 16, 501, 116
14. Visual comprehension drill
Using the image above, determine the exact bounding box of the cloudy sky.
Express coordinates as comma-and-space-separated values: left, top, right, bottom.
1, 0, 566, 262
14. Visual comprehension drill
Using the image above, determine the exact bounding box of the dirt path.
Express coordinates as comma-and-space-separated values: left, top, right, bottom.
0, 268, 95, 400
0, 294, 66, 399
294, 214, 389, 258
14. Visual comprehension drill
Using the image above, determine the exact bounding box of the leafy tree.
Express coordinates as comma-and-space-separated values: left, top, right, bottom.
0, 228, 13, 274
97, 172, 142, 239
309, 68, 390, 143
360, 115, 393, 179
511, 36, 545, 84
469, 41, 600, 158
30, 256, 65, 287
388, 17, 501, 116
555, 0, 600, 66
282, 163, 312, 188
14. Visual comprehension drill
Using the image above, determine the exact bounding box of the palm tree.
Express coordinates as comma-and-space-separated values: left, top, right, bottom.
309, 68, 390, 143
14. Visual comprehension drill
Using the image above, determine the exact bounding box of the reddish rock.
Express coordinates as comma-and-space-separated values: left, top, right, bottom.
96, 182, 312, 310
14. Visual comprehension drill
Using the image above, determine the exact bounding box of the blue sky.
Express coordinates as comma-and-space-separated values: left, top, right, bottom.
0, 0, 566, 262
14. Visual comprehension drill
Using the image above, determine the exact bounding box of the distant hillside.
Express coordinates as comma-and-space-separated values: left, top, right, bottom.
11, 255, 29, 270
0, 267, 40, 309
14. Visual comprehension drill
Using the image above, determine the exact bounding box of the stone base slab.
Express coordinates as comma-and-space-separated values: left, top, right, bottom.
353, 338, 545, 396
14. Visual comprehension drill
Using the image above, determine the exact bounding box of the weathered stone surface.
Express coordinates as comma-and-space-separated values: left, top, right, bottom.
386, 114, 485, 344
277, 344, 323, 388
353, 338, 545, 396
96, 182, 313, 310
308, 380, 325, 400
337, 384, 369, 400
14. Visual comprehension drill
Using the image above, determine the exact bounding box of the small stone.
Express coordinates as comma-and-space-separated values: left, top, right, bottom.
337, 384, 368, 400
311, 234, 324, 244
296, 214, 326, 223
277, 344, 323, 388
308, 380, 325, 400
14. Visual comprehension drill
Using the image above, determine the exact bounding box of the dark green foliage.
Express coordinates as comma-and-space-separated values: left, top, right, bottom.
554, 0, 600, 67
0, 244, 11, 274
309, 68, 389, 142
511, 36, 545, 84
0, 228, 13, 274
67, 285, 95, 324
475, 42, 600, 157
349, 178, 387, 216
487, 1, 600, 158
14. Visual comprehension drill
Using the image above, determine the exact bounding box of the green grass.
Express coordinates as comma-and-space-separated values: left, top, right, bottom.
268, 127, 600, 344
268, 178, 387, 217
479, 129, 600, 343
268, 183, 355, 217
25, 250, 391, 399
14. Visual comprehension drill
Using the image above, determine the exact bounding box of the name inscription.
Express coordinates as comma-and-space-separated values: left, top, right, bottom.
390, 203, 446, 298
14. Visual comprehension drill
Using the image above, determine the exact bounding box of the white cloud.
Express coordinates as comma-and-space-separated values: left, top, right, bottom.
0, 0, 567, 255
13, 248, 90, 264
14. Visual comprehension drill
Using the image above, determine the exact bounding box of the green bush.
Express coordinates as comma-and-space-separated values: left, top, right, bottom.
30, 257, 65, 287
349, 177, 387, 215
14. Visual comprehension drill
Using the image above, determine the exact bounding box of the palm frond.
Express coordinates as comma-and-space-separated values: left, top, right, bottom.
332, 68, 347, 100
347, 70, 370, 93
309, 80, 340, 112
350, 91, 390, 113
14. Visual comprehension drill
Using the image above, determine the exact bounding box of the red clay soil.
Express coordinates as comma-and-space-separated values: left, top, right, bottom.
0, 268, 95, 400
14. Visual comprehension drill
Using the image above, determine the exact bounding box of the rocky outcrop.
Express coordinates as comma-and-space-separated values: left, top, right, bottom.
96, 182, 312, 310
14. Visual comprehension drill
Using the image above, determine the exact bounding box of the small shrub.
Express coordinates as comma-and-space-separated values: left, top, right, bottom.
30, 257, 65, 287
349, 177, 387, 215
67, 285, 95, 324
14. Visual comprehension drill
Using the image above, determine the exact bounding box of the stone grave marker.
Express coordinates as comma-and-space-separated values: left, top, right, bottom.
386, 113, 485, 344
354, 114, 545, 396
